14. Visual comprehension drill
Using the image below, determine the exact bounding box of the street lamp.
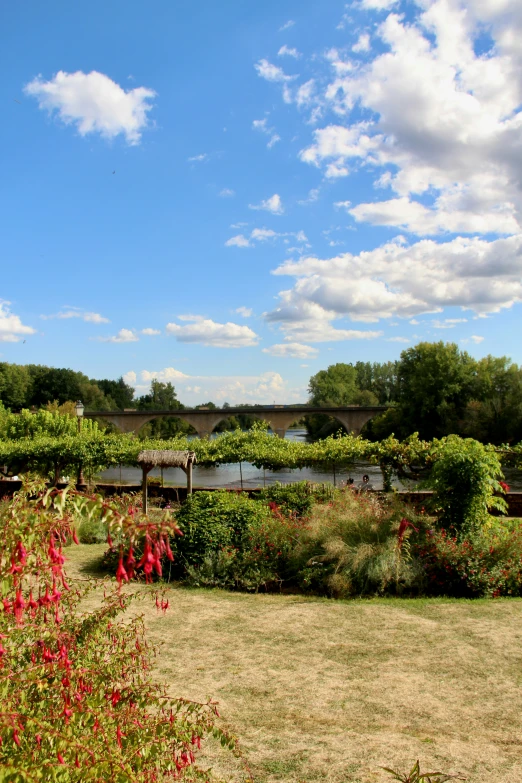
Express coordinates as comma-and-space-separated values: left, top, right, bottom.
75, 401, 85, 488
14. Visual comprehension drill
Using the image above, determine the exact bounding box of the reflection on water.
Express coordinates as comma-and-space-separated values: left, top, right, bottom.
98, 429, 522, 491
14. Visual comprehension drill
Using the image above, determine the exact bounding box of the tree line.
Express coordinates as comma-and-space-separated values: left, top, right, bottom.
1, 341, 521, 444
307, 342, 522, 444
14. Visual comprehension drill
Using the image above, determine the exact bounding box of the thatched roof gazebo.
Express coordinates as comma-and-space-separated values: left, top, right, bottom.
137, 450, 197, 513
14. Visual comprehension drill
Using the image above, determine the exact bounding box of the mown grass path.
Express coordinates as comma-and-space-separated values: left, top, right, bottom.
66, 544, 522, 783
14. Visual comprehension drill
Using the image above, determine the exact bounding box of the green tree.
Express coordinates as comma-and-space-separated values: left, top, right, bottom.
306, 363, 379, 439
395, 342, 477, 439
137, 380, 191, 438
463, 356, 522, 444
0, 363, 32, 410
95, 376, 136, 409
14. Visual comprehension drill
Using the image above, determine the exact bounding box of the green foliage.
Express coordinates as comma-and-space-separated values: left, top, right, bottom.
428, 435, 507, 535
173, 491, 273, 572
257, 480, 334, 518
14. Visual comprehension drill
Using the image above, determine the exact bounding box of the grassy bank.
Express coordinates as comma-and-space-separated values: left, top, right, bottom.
66, 544, 522, 783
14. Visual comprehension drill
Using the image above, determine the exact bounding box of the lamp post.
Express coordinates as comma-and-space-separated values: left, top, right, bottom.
75, 400, 85, 488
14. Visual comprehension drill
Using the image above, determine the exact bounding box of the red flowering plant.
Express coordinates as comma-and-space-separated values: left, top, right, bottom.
0, 481, 235, 781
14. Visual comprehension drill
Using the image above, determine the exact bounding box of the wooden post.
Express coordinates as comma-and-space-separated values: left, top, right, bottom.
142, 465, 152, 515
187, 457, 193, 496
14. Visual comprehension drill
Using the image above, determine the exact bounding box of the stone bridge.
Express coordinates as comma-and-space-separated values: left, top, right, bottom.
85, 406, 387, 439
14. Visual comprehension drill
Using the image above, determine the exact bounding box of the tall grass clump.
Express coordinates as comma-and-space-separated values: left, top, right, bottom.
292, 489, 425, 597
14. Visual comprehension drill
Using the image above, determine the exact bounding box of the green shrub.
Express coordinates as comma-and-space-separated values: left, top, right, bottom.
292, 490, 425, 597
257, 480, 335, 518
173, 490, 273, 572
428, 435, 507, 536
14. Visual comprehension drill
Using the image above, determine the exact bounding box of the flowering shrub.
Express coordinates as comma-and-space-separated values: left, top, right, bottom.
414, 525, 522, 597
0, 481, 235, 781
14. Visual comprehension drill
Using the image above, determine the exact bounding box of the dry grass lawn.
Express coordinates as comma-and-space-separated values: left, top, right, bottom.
66, 544, 522, 783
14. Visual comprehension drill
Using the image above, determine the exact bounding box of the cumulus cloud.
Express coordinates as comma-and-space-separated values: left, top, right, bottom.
352, 33, 371, 53
295, 4, 522, 236
41, 309, 109, 323
255, 59, 297, 83
24, 70, 155, 145
298, 188, 320, 205
252, 118, 281, 148
249, 193, 284, 214
235, 307, 253, 317
166, 317, 259, 348
262, 342, 319, 358
266, 234, 522, 328
141, 328, 161, 335
225, 226, 308, 248
124, 367, 296, 406
99, 328, 139, 343
0, 301, 36, 343
432, 318, 468, 329
461, 335, 485, 344
278, 45, 301, 58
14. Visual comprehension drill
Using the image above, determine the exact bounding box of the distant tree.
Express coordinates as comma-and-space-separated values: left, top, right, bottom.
0, 363, 31, 410
395, 342, 477, 439
354, 361, 399, 404
136, 380, 191, 438
306, 363, 379, 438
463, 355, 522, 443
96, 377, 135, 409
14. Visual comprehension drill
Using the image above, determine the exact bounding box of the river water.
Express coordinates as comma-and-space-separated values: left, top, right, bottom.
98, 429, 522, 491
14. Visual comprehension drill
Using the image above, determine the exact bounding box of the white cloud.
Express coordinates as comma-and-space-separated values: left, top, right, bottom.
352, 33, 371, 53
249, 193, 284, 214
235, 307, 253, 318
255, 59, 297, 83
122, 371, 137, 385
266, 233, 522, 325
432, 318, 468, 329
166, 318, 259, 348
225, 226, 308, 248
99, 328, 138, 343
24, 70, 155, 145
360, 0, 398, 9
295, 5, 522, 237
279, 20, 295, 32
188, 153, 209, 163
41, 309, 109, 324
141, 328, 161, 335
219, 188, 235, 197
262, 342, 319, 358
0, 301, 36, 343
278, 45, 301, 58
461, 335, 485, 344
298, 188, 320, 205
252, 118, 281, 148
125, 368, 297, 406
225, 234, 251, 248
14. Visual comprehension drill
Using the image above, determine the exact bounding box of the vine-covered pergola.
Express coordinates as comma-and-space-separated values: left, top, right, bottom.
137, 450, 197, 513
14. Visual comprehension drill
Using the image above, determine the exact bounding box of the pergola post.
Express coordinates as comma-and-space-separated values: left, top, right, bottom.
187, 456, 193, 496
142, 464, 152, 515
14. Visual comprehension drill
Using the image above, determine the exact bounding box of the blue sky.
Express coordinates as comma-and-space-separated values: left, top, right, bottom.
1, 0, 521, 404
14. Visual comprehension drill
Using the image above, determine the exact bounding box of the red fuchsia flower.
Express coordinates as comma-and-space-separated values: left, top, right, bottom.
51, 582, 62, 604
165, 538, 174, 562
8, 556, 23, 575
115, 557, 129, 586
161, 599, 169, 614
499, 481, 510, 493
15, 541, 27, 565
27, 591, 38, 616
125, 547, 136, 579
13, 729, 21, 747
153, 544, 162, 577
116, 725, 125, 748
3, 598, 12, 615
137, 539, 156, 582
107, 532, 113, 548
13, 590, 25, 624
57, 752, 65, 764
35, 734, 41, 748
110, 689, 121, 707
397, 518, 419, 547
191, 733, 201, 749
0, 640, 6, 664
75, 754, 80, 768
72, 529, 80, 545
